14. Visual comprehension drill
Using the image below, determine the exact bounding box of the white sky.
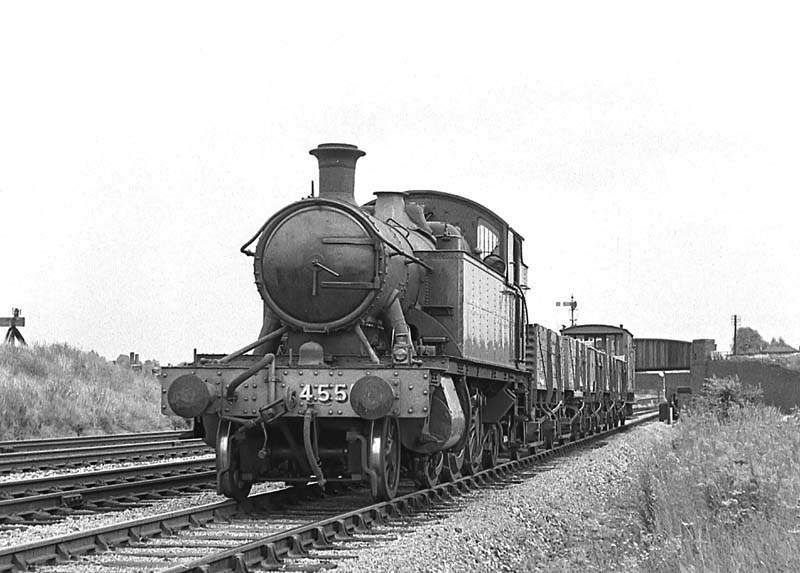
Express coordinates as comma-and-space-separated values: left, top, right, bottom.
1, 2, 798, 363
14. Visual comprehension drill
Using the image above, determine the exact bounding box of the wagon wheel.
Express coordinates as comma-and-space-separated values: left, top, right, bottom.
369, 416, 401, 501
441, 445, 465, 482
216, 420, 252, 501
462, 415, 483, 476
481, 424, 500, 469
414, 451, 444, 489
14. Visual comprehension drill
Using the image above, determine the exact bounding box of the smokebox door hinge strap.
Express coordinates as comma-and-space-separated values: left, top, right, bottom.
320, 281, 380, 290
321, 237, 377, 245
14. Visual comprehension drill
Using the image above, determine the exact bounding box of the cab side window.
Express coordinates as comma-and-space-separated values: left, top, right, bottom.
477, 221, 499, 257
477, 220, 505, 275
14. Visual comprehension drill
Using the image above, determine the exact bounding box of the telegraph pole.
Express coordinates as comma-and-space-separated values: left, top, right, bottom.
557, 295, 578, 327
2, 308, 27, 346
731, 314, 740, 355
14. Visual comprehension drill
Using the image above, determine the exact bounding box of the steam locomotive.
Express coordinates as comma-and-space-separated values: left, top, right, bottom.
160, 143, 634, 501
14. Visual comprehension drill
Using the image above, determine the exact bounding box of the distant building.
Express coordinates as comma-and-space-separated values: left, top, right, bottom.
114, 352, 160, 375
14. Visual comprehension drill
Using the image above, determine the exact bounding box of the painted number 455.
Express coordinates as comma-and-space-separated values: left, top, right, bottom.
299, 383, 350, 403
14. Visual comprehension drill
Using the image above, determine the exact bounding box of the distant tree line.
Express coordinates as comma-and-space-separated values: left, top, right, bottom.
735, 327, 795, 355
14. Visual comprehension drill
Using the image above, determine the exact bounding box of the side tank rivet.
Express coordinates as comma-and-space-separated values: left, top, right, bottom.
299, 371, 304, 375
423, 389, 428, 395
408, 385, 414, 390
328, 409, 333, 414
244, 384, 249, 388
408, 408, 414, 413
423, 407, 428, 412
217, 371, 222, 376
162, 404, 167, 409
423, 374, 428, 379
338, 410, 343, 415
314, 371, 318, 376
338, 371, 343, 376
162, 389, 166, 394
394, 371, 399, 376
329, 371, 334, 376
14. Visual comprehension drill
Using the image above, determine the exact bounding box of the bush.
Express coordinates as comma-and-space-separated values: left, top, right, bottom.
688, 375, 764, 421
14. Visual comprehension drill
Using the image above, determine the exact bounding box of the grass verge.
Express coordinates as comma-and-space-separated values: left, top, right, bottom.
0, 342, 187, 440
527, 377, 800, 571
634, 377, 800, 571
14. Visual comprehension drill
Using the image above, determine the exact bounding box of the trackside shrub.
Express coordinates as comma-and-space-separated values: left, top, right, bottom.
688, 375, 764, 421
0, 342, 187, 440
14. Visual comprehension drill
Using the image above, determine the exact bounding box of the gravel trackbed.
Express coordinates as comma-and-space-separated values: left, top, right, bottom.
336, 421, 669, 573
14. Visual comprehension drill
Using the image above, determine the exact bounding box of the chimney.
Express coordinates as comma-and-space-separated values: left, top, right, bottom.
309, 143, 365, 205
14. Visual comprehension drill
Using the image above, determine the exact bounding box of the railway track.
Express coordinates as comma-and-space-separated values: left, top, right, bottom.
0, 440, 212, 475
0, 458, 215, 526
0, 431, 188, 454
0, 411, 659, 572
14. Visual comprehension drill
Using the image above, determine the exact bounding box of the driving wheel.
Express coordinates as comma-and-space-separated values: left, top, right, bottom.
441, 445, 465, 482
462, 415, 483, 475
482, 424, 500, 469
414, 451, 444, 489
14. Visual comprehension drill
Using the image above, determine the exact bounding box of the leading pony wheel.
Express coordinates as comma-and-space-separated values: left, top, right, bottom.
369, 416, 401, 501
216, 420, 252, 501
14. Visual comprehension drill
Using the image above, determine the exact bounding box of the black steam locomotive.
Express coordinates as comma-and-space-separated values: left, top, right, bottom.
160, 144, 634, 501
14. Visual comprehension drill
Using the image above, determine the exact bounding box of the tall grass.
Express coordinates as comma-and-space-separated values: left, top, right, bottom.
635, 377, 800, 571
0, 342, 186, 440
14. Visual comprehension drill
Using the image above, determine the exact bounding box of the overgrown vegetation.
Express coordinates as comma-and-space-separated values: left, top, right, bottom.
0, 343, 187, 440
735, 326, 796, 355
633, 376, 800, 571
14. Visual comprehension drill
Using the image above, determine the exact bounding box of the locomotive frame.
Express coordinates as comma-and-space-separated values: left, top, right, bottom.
159, 143, 634, 502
